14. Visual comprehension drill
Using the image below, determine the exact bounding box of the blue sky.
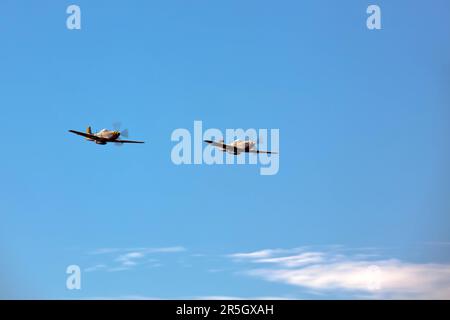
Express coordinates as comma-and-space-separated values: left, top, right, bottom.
0, 0, 449, 299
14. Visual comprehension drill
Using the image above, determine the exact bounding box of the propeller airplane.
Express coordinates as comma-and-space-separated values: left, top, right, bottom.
68, 123, 144, 145
204, 138, 277, 155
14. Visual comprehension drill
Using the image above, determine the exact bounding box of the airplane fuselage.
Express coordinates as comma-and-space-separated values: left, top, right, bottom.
221, 140, 256, 155
87, 129, 120, 144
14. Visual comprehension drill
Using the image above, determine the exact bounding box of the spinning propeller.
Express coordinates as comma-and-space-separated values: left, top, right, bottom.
113, 122, 129, 146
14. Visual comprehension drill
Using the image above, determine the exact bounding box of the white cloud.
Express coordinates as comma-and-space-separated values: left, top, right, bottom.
116, 252, 145, 267
229, 249, 275, 259
255, 252, 325, 267
87, 246, 186, 271
228, 247, 306, 260
230, 248, 450, 299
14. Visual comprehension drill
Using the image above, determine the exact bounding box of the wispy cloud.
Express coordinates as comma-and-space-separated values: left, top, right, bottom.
83, 244, 450, 299
86, 246, 186, 272
254, 252, 325, 267
229, 247, 450, 299
228, 247, 306, 260
229, 249, 276, 260
84, 264, 107, 273
116, 252, 145, 267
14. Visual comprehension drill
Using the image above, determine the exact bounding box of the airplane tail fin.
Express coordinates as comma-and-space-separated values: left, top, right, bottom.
86, 126, 92, 140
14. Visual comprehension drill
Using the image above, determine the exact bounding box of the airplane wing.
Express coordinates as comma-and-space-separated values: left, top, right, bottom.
68, 130, 99, 140
247, 149, 278, 154
113, 139, 145, 144
204, 140, 227, 149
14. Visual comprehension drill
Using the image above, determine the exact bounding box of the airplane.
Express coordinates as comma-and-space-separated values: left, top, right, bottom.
204, 139, 277, 155
68, 126, 144, 145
